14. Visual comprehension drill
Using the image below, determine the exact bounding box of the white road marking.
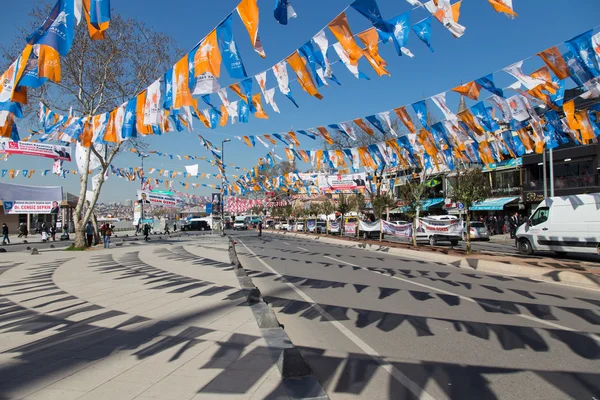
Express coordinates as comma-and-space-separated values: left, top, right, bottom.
237, 238, 435, 400
282, 241, 291, 246
297, 246, 309, 251
324, 255, 600, 342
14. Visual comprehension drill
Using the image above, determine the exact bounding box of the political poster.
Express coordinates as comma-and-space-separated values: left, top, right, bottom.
0, 141, 71, 161
137, 190, 184, 208
319, 172, 367, 193
382, 220, 412, 237
2, 200, 60, 215
419, 218, 462, 235
359, 220, 382, 232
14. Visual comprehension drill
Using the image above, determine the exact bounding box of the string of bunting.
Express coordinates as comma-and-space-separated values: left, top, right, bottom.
229, 27, 600, 195
0, 0, 111, 140
30, 0, 516, 147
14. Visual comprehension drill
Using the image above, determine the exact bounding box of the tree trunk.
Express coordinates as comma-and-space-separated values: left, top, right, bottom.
466, 209, 472, 254
340, 214, 344, 237
412, 216, 417, 247
73, 146, 93, 248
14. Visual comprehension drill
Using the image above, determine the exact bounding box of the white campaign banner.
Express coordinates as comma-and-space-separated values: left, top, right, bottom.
382, 220, 413, 237
137, 190, 184, 208
419, 218, 462, 235
2, 200, 60, 215
319, 172, 367, 192
359, 220, 381, 232
344, 222, 357, 234
0, 141, 72, 161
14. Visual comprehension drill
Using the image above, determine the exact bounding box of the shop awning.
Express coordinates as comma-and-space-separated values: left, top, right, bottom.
470, 197, 519, 211
390, 197, 445, 213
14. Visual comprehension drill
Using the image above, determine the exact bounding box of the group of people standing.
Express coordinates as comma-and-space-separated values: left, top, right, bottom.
85, 221, 114, 248
481, 213, 524, 238
2, 221, 58, 245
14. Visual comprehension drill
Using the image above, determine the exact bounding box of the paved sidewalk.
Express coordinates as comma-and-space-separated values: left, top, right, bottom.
0, 235, 289, 399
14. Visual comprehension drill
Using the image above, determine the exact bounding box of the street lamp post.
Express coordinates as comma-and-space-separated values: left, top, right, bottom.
221, 139, 231, 235
139, 154, 149, 227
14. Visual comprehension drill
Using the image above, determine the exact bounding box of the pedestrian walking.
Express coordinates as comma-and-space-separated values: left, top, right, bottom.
86, 221, 94, 247
510, 212, 519, 239
164, 223, 170, 235
258, 220, 263, 237
143, 224, 150, 241
18, 223, 27, 238
103, 224, 113, 248
173, 223, 177, 232
50, 225, 57, 241
41, 222, 48, 242
493, 216, 501, 236
2, 223, 9, 244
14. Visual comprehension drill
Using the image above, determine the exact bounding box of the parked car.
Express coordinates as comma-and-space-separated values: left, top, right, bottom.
416, 216, 461, 246
281, 220, 294, 231
233, 216, 249, 231
461, 221, 490, 241
184, 220, 211, 231
295, 219, 305, 232
516, 194, 600, 256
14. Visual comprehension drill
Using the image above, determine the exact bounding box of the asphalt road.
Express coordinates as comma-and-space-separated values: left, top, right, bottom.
232, 230, 600, 400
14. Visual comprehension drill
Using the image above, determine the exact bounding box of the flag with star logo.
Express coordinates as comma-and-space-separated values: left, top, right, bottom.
237, 0, 266, 58
412, 16, 434, 52
173, 55, 194, 109
412, 100, 429, 129
191, 30, 222, 95
332, 43, 370, 80
565, 30, 600, 78
27, 0, 75, 56
217, 14, 248, 79
387, 12, 411, 56
357, 28, 389, 76
538, 46, 570, 80
286, 51, 323, 100
328, 12, 363, 66
238, 99, 249, 123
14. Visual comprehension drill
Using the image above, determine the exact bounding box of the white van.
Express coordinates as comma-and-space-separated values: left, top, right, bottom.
515, 194, 600, 256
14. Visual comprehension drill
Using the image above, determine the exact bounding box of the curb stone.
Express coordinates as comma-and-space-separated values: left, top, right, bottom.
267, 231, 600, 291
228, 236, 329, 400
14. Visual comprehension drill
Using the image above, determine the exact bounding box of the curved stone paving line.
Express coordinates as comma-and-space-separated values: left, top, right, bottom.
0, 248, 254, 338
0, 243, 286, 400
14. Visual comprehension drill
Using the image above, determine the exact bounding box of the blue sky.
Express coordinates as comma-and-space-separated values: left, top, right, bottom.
1, 0, 599, 202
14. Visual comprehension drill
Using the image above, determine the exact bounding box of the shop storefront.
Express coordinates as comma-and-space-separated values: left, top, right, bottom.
0, 182, 78, 234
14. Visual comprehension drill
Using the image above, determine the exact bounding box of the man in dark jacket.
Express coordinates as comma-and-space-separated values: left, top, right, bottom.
2, 223, 9, 244
143, 224, 150, 241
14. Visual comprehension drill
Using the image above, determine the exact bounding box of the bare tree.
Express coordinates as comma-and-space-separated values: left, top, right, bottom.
449, 167, 491, 254
398, 172, 430, 246
2, 3, 180, 247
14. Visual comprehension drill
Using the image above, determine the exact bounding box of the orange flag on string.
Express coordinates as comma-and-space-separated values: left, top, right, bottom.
287, 131, 299, 146
286, 51, 323, 99
173, 55, 194, 109
357, 146, 376, 169
356, 28, 389, 76
194, 30, 221, 78
103, 110, 118, 143
394, 106, 416, 133
516, 128, 535, 152
135, 91, 153, 135
418, 129, 438, 157
0, 114, 16, 139
38, 45, 61, 83
79, 119, 92, 147
538, 47, 570, 80
488, 0, 518, 18
353, 118, 374, 135
237, 0, 265, 58
575, 111, 596, 143
252, 93, 268, 119
219, 105, 228, 126
328, 12, 363, 66
478, 140, 496, 164
263, 134, 277, 145
83, 0, 110, 40
313, 149, 323, 170
315, 127, 333, 145
458, 109, 484, 135
229, 83, 247, 101
452, 81, 480, 100
563, 100, 581, 132
452, 1, 462, 22
284, 148, 294, 162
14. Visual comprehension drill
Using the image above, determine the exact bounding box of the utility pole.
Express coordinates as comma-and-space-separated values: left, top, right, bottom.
140, 154, 149, 225
221, 139, 231, 235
